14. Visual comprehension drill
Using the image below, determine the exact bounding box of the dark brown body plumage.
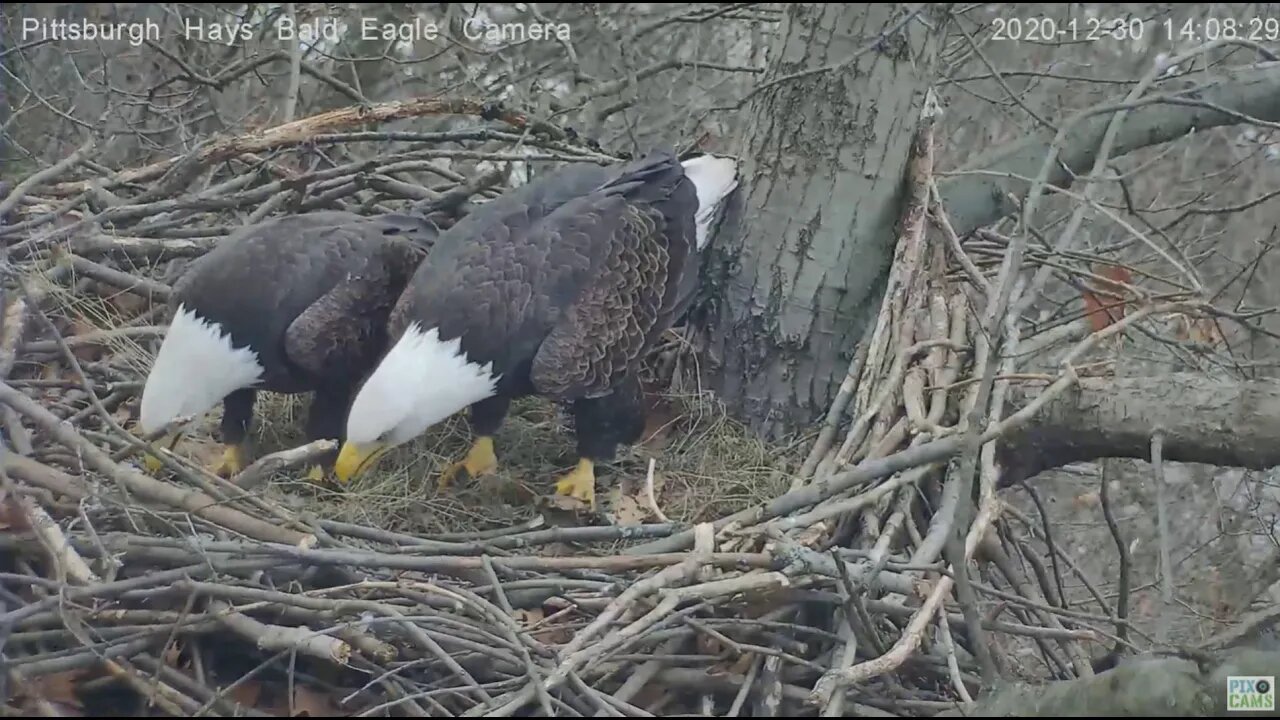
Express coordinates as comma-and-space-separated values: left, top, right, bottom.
172, 209, 437, 453
388, 150, 705, 462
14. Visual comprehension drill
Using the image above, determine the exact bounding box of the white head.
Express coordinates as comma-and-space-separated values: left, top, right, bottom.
680, 154, 740, 251
138, 303, 264, 438
334, 322, 501, 482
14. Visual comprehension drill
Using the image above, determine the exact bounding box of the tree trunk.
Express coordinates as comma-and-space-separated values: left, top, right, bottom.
702, 4, 943, 441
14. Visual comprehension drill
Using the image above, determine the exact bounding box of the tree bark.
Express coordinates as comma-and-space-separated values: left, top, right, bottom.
703, 8, 1280, 441
702, 4, 944, 440
997, 372, 1280, 487
946, 648, 1280, 717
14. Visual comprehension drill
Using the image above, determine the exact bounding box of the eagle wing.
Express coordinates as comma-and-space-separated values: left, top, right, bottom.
282, 224, 429, 384
386, 170, 619, 371
529, 194, 672, 400
386, 153, 700, 399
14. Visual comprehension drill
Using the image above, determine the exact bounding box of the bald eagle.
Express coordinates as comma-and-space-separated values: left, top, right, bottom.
137, 210, 438, 480
332, 149, 739, 508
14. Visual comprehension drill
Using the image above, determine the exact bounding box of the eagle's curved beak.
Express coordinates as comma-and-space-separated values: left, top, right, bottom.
334, 441, 389, 484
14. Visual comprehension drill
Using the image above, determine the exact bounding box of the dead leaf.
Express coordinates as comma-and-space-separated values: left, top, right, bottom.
64, 318, 105, 363
512, 608, 544, 626
289, 684, 344, 716
113, 402, 135, 428
696, 632, 725, 656
609, 493, 649, 527
706, 652, 756, 677
530, 622, 574, 646
1081, 264, 1134, 332
227, 680, 263, 710
790, 521, 828, 549
0, 496, 29, 532
104, 290, 148, 316
1183, 317, 1224, 349
162, 642, 181, 666
542, 493, 590, 513
639, 393, 680, 450
1072, 491, 1100, 511
20, 669, 87, 715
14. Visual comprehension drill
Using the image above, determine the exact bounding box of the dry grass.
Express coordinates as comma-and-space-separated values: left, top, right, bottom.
210, 385, 792, 540
40, 275, 796, 541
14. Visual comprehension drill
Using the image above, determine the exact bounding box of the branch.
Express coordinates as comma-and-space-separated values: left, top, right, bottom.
996, 372, 1280, 486
952, 647, 1280, 717
939, 60, 1280, 237
43, 97, 610, 196
635, 364, 1280, 556
0, 382, 314, 547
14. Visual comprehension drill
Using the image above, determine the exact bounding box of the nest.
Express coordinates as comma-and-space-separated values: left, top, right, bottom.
0, 96, 1238, 716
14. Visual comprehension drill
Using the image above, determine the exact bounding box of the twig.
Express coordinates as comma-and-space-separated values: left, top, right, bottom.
43, 96, 614, 197
642, 458, 670, 523
12, 492, 100, 585
0, 136, 96, 219
1150, 430, 1175, 645
234, 440, 337, 490
544, 525, 715, 693
1098, 457, 1131, 664
938, 611, 974, 704
209, 598, 352, 664
282, 4, 302, 123
0, 381, 314, 547
808, 493, 1002, 706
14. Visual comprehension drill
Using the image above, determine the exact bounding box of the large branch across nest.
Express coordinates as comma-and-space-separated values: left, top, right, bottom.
630, 368, 1280, 556
998, 372, 1280, 485
40, 96, 612, 197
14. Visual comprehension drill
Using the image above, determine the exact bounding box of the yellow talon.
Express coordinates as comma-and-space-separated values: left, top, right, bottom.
305, 464, 326, 483
439, 436, 498, 489
211, 444, 247, 478
554, 458, 596, 510
143, 452, 165, 474
142, 431, 183, 474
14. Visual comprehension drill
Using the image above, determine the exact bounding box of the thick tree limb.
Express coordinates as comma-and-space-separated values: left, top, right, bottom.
635, 370, 1280, 555
997, 372, 1280, 486
950, 648, 1280, 717
939, 60, 1280, 237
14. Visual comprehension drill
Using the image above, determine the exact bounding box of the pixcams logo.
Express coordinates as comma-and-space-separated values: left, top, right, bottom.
1228, 676, 1275, 712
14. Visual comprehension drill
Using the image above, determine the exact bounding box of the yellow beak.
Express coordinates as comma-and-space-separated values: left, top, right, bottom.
334, 441, 388, 484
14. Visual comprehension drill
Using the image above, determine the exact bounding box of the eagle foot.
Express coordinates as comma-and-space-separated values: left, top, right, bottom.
211, 444, 248, 478
305, 464, 327, 484
554, 459, 596, 510
438, 436, 498, 489
143, 452, 165, 474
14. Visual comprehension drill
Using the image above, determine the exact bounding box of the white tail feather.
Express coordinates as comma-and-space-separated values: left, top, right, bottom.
681, 154, 739, 250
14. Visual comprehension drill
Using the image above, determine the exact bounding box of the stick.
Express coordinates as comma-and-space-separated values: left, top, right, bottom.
1151, 430, 1175, 645
0, 381, 314, 547
0, 136, 96, 218
209, 599, 352, 664
234, 440, 337, 490
44, 97, 614, 196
